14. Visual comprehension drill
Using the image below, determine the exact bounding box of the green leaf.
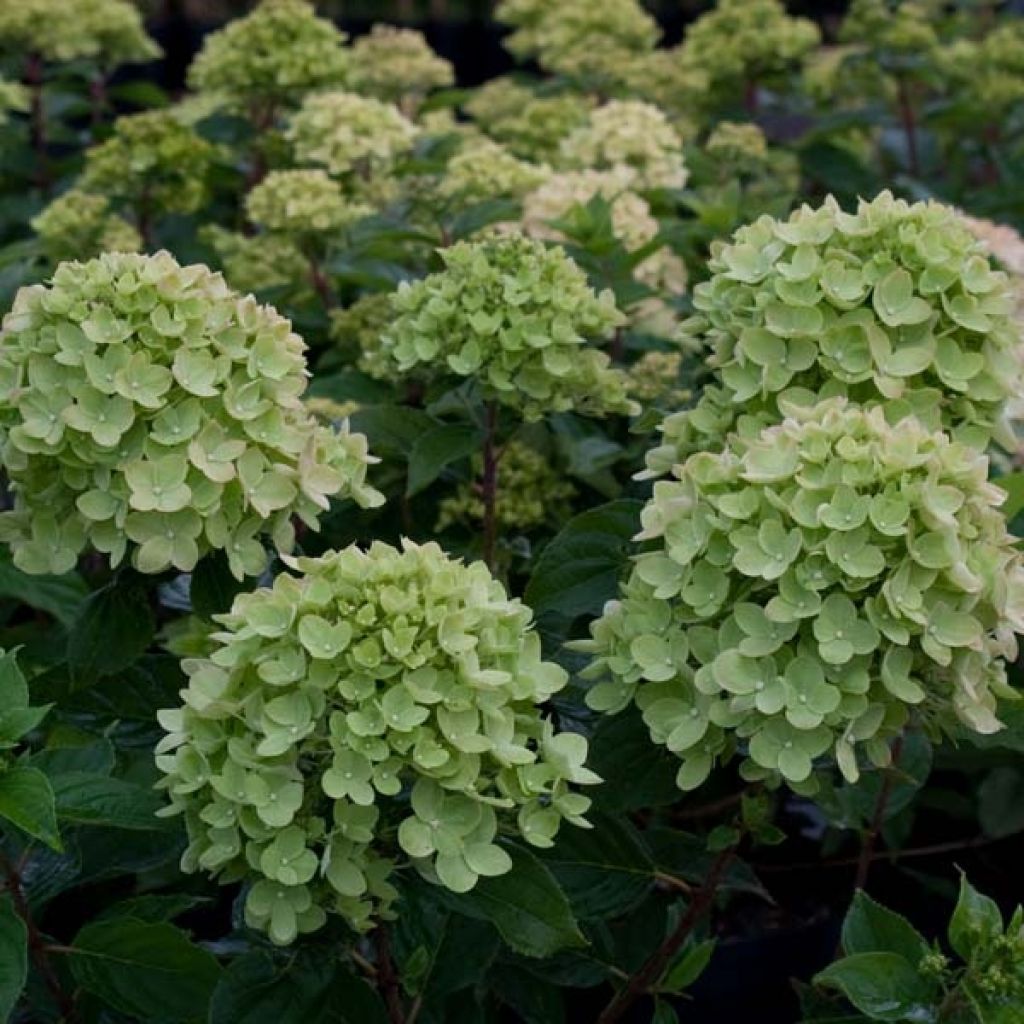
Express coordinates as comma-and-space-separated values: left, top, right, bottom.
948, 874, 1002, 961
814, 952, 937, 1022
978, 767, 1024, 840
995, 471, 1024, 522
491, 964, 565, 1024
406, 423, 482, 496
537, 813, 654, 920
446, 198, 522, 241
841, 891, 929, 963
525, 500, 642, 621
0, 766, 61, 850
67, 576, 155, 681
661, 938, 715, 993
0, 895, 27, 1024
190, 552, 248, 619
0, 651, 27, 708
0, 549, 88, 627
209, 952, 388, 1024
443, 844, 586, 958
50, 773, 171, 831
349, 405, 434, 460
70, 917, 222, 1023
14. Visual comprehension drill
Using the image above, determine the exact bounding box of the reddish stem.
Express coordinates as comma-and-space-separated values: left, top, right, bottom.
597, 844, 737, 1024
853, 733, 905, 893
373, 925, 406, 1024
896, 77, 920, 178
25, 52, 50, 195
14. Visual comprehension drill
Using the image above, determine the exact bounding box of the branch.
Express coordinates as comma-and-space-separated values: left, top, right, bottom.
0, 850, 76, 1022
853, 733, 904, 893
480, 402, 500, 571
596, 843, 737, 1024
373, 924, 406, 1024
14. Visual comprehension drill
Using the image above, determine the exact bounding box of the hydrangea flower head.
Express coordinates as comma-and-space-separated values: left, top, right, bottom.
32, 190, 141, 263
0, 251, 382, 577
579, 400, 1024, 793
156, 539, 597, 941
187, 0, 349, 112
561, 101, 689, 191
287, 91, 419, 180
348, 25, 453, 108
245, 169, 370, 237
378, 233, 636, 421
646, 191, 1023, 476
440, 139, 549, 203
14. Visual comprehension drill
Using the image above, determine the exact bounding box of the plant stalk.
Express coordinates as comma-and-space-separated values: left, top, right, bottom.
596, 843, 738, 1024
896, 77, 920, 178
25, 52, 50, 195
853, 733, 905, 893
373, 924, 406, 1024
0, 850, 76, 1022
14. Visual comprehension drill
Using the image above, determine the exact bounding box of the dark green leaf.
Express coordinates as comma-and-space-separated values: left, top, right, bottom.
978, 767, 1024, 840
0, 766, 61, 850
0, 895, 27, 1024
96, 894, 206, 925
0, 651, 27, 708
525, 500, 641, 620
443, 844, 586, 958
588, 709, 681, 812
490, 964, 564, 1024
995, 471, 1024, 522
661, 938, 715, 993
209, 952, 388, 1024
67, 577, 155, 681
0, 550, 88, 627
446, 199, 521, 241
814, 952, 937, 1022
949, 874, 1002, 961
70, 917, 221, 1023
189, 552, 247, 619
537, 813, 654, 919
50, 773, 169, 831
841, 891, 929, 963
651, 1000, 680, 1024
406, 423, 482, 496
349, 406, 435, 460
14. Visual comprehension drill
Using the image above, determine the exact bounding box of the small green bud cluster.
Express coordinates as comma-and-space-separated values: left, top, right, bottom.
82, 110, 217, 219
579, 399, 1024, 793
645, 191, 1022, 476
187, 0, 349, 112
245, 169, 370, 238
202, 226, 310, 297
436, 441, 576, 534
627, 351, 686, 406
0, 251, 382, 577
681, 0, 820, 94
498, 0, 659, 84
940, 23, 1024, 117
31, 189, 142, 263
440, 139, 549, 203
839, 0, 940, 59
561, 101, 689, 191
0, 0, 158, 67
378, 234, 636, 421
481, 92, 593, 162
156, 540, 597, 942
287, 91, 419, 181
348, 25, 453, 108
329, 292, 394, 378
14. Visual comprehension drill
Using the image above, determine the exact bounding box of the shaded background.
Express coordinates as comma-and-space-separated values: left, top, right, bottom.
145, 0, 853, 92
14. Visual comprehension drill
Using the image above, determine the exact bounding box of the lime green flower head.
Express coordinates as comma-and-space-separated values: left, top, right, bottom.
681, 0, 819, 94
464, 77, 535, 127
0, 76, 27, 127
645, 191, 1023, 477
0, 251, 383, 577
187, 0, 349, 113
627, 351, 686, 406
561, 100, 689, 192
202, 225, 310, 297
348, 25, 453, 109
482, 92, 593, 163
329, 292, 394, 378
82, 109, 217, 219
939, 23, 1024, 117
437, 440, 575, 534
31, 189, 142, 263
378, 233, 636, 421
498, 0, 659, 84
246, 169, 370, 238
0, 0, 158, 67
614, 47, 708, 134
579, 399, 1024, 794
839, 0, 940, 58
155, 539, 597, 942
440, 139, 549, 204
287, 90, 419, 181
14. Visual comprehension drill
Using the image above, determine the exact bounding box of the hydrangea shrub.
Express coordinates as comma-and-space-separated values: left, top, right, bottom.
646, 191, 1022, 476
579, 400, 1024, 793
378, 234, 636, 421
31, 189, 142, 263
156, 539, 597, 942
187, 0, 349, 114
0, 251, 382, 576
